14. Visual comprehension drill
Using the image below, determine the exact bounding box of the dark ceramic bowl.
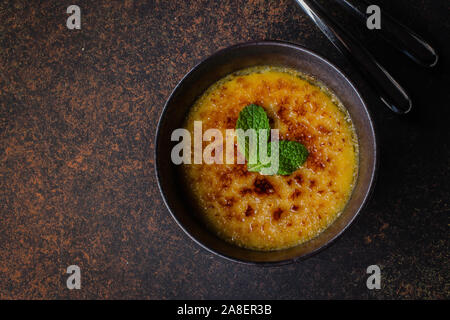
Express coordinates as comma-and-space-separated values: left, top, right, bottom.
155, 41, 377, 265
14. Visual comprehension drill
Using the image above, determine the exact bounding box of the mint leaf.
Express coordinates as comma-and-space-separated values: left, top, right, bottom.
235, 104, 308, 176
236, 104, 270, 165
258, 141, 309, 175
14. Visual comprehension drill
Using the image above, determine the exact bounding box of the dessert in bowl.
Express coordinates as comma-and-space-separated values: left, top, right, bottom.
182, 66, 358, 251
155, 41, 376, 264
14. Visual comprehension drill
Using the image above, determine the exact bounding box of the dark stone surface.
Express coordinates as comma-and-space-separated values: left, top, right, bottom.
0, 0, 448, 299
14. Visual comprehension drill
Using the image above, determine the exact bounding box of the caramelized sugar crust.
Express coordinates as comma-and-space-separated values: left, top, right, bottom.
182, 66, 358, 250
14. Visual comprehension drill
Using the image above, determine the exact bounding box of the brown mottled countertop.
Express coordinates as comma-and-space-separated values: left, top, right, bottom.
0, 0, 448, 299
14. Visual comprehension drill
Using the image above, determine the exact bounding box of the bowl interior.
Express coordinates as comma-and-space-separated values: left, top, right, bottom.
155, 41, 376, 264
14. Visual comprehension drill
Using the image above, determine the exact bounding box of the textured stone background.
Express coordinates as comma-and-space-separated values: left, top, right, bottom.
0, 0, 448, 299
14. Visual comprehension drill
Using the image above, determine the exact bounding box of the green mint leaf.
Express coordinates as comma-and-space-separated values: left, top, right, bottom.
235, 104, 308, 176
275, 140, 309, 175
236, 104, 270, 164
257, 141, 309, 176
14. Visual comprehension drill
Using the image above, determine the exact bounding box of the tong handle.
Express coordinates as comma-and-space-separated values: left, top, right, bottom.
336, 0, 438, 67
294, 0, 412, 114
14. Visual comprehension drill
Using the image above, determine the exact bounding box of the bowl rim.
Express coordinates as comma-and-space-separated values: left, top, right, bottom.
155, 40, 378, 266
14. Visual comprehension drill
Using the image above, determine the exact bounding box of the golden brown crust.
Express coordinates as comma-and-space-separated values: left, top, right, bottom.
182, 66, 358, 250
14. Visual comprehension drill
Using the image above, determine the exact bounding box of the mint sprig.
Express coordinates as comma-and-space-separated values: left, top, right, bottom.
236, 104, 309, 176
235, 104, 270, 170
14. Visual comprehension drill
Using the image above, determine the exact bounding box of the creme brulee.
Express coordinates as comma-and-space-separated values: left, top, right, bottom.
181, 66, 358, 251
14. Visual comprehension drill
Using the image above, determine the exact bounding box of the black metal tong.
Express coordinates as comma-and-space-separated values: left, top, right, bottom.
294, 0, 438, 114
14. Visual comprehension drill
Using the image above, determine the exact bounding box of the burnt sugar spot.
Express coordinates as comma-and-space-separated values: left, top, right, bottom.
276, 105, 286, 119
294, 174, 303, 185
285, 121, 311, 143
307, 153, 326, 171
310, 102, 319, 113
293, 105, 307, 117
219, 172, 231, 188
317, 125, 331, 135
244, 205, 254, 217
218, 167, 239, 188
272, 208, 283, 221
236, 165, 251, 177
240, 187, 253, 196
240, 177, 276, 196
290, 205, 299, 212
226, 116, 236, 128
253, 177, 275, 195
276, 96, 290, 119
253, 98, 265, 107
219, 197, 235, 207
309, 180, 316, 188
268, 115, 275, 127
290, 189, 302, 199
279, 95, 289, 106
236, 77, 249, 89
